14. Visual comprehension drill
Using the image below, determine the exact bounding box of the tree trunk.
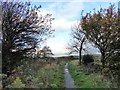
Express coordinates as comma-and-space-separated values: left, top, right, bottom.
117, 67, 120, 88
101, 52, 105, 68
79, 50, 81, 65
79, 37, 85, 65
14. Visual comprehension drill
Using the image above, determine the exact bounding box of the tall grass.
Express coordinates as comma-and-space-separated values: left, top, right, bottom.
6, 59, 65, 88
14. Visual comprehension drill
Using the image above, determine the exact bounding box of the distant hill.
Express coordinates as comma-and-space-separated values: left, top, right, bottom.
51, 53, 101, 61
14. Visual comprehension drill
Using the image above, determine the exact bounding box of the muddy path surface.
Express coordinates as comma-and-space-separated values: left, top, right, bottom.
64, 63, 76, 89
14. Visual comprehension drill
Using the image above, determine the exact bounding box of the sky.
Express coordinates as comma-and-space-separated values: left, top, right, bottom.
31, 0, 119, 56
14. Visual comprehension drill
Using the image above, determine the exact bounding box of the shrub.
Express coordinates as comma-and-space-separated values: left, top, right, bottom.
108, 53, 120, 88
82, 54, 94, 65
11, 77, 25, 88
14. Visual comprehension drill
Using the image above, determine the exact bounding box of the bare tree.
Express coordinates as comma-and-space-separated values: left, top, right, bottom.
67, 24, 87, 65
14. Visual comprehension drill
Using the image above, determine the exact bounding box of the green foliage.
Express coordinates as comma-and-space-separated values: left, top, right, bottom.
49, 84, 58, 88
11, 77, 25, 88
0, 73, 7, 80
82, 54, 94, 65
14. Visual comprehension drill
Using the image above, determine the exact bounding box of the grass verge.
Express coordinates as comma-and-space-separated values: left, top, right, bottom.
68, 60, 112, 88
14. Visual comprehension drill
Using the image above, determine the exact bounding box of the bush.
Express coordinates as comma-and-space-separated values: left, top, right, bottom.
82, 54, 94, 65
6, 77, 25, 88
108, 53, 120, 88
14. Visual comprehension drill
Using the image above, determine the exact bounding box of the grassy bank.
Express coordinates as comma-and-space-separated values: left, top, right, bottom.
5, 59, 65, 88
68, 60, 112, 88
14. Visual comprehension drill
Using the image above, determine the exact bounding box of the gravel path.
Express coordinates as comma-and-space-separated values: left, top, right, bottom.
64, 63, 76, 89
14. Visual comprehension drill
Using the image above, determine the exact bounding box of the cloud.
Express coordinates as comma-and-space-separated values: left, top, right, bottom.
38, 8, 79, 32
52, 19, 77, 31
36, 2, 83, 32
37, 2, 82, 54
49, 43, 67, 54
35, 1, 107, 55
44, 2, 83, 20
46, 37, 69, 54
36, 2, 83, 19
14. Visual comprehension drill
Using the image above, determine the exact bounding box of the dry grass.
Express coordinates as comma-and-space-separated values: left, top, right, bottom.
43, 63, 58, 69
31, 60, 49, 70
70, 60, 79, 66
5, 59, 65, 88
